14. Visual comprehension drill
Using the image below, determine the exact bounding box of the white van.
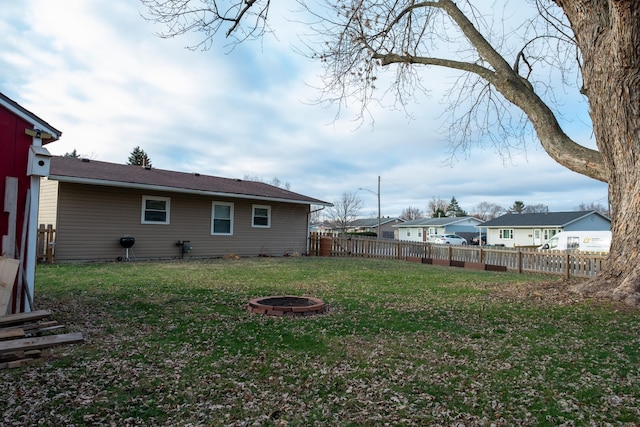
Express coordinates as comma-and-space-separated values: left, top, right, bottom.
539, 230, 611, 253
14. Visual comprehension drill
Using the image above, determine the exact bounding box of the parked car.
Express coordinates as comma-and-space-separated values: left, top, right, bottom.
433, 234, 467, 245
470, 234, 487, 245
427, 234, 443, 243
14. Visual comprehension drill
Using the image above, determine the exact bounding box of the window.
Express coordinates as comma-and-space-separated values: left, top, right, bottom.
567, 236, 580, 249
406, 229, 411, 237
142, 196, 170, 224
499, 229, 513, 239
544, 229, 559, 240
212, 202, 234, 235
252, 205, 271, 228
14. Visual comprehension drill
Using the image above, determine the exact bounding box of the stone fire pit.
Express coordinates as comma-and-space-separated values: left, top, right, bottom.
247, 295, 326, 317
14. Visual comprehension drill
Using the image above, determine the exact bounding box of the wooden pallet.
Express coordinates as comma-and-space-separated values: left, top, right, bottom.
0, 310, 84, 369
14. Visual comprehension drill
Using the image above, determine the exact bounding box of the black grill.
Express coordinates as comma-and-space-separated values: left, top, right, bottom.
119, 237, 135, 248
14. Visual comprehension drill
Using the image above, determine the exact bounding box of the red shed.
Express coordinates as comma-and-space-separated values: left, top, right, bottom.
1, 92, 61, 313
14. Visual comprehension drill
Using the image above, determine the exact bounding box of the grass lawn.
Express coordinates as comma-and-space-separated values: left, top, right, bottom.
2, 257, 639, 426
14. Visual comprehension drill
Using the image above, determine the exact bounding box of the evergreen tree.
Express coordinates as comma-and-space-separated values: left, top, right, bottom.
64, 149, 80, 158
446, 197, 467, 217
127, 146, 152, 167
510, 201, 526, 214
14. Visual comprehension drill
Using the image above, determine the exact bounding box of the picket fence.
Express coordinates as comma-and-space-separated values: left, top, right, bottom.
36, 224, 55, 264
308, 233, 608, 279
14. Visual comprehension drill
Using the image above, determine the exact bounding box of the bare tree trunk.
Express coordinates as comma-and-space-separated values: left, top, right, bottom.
558, 0, 640, 303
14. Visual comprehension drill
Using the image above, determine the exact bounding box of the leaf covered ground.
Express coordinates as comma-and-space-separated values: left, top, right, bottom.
2, 257, 639, 426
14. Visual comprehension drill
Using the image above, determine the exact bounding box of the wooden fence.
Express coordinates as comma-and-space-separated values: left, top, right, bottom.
36, 224, 55, 264
309, 233, 608, 279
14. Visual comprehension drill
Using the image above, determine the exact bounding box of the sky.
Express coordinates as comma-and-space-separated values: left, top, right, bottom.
0, 0, 608, 219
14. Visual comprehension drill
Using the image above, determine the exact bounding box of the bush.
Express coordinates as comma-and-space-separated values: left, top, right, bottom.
346, 231, 377, 237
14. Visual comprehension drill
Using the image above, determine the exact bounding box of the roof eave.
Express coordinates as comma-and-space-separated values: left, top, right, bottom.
47, 175, 332, 206
0, 93, 62, 142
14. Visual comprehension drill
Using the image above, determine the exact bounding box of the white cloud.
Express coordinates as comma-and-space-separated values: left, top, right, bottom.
0, 0, 607, 218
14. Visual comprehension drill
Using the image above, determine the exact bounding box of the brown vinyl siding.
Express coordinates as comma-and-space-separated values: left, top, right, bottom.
37, 178, 59, 228
53, 183, 310, 261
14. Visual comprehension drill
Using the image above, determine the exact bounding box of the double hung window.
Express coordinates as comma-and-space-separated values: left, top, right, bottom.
141, 196, 170, 224
212, 202, 234, 235
499, 229, 513, 239
252, 205, 271, 228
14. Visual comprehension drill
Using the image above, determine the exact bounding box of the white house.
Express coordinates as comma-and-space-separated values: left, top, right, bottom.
480, 210, 611, 248
394, 216, 484, 242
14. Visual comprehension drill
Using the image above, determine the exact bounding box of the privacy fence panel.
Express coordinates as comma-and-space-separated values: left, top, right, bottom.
308, 233, 608, 278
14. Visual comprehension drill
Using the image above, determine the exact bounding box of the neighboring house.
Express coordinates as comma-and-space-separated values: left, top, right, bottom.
1, 92, 61, 313
39, 156, 331, 261
480, 210, 611, 248
347, 217, 405, 239
394, 217, 484, 243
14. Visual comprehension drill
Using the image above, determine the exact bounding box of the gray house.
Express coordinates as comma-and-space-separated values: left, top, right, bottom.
38, 156, 331, 261
347, 217, 405, 239
480, 210, 611, 248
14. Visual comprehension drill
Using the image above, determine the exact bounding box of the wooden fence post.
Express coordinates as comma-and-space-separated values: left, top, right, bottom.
46, 224, 55, 263
565, 253, 571, 279
517, 249, 523, 274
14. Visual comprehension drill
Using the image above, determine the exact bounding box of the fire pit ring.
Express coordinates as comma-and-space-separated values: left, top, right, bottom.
247, 295, 326, 317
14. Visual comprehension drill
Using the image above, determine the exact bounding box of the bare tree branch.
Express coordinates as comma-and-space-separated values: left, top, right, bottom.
140, 0, 272, 49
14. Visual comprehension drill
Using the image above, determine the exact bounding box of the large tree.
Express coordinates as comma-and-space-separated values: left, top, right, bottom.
577, 202, 610, 218
327, 191, 364, 232
427, 197, 448, 218
142, 0, 640, 304
471, 202, 504, 221
400, 206, 424, 221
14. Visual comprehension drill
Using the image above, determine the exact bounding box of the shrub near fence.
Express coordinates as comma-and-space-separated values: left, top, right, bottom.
308, 233, 608, 279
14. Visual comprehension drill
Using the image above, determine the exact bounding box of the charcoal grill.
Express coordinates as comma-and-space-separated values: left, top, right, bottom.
119, 236, 135, 261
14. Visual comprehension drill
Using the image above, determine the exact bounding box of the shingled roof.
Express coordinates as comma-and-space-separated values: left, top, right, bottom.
348, 217, 404, 228
393, 216, 483, 227
48, 156, 331, 206
481, 211, 610, 228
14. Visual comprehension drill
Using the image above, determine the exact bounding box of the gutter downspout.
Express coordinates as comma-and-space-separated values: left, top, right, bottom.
307, 205, 326, 254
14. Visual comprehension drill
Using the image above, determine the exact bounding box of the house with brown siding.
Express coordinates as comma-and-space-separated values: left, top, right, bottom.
39, 156, 331, 261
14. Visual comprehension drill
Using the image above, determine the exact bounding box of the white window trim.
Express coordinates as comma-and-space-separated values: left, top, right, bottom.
500, 229, 514, 239
141, 195, 170, 225
252, 204, 271, 228
211, 201, 234, 235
